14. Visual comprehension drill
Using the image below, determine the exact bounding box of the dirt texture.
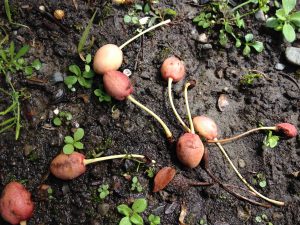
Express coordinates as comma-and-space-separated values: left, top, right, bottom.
0, 0, 299, 225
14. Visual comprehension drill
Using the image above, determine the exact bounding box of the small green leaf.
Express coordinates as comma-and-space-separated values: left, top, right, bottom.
266, 18, 281, 28
235, 39, 241, 48
119, 217, 132, 225
132, 17, 139, 24
275, 9, 287, 20
117, 204, 133, 217
64, 136, 74, 144
9, 42, 15, 59
132, 198, 147, 213
130, 212, 143, 225
224, 23, 233, 34
283, 23, 296, 42
74, 141, 84, 149
78, 76, 86, 87
64, 76, 78, 86
245, 33, 254, 42
135, 4, 143, 11
282, 0, 296, 15
259, 180, 267, 188
69, 64, 81, 76
63, 144, 74, 154
85, 54, 92, 64
24, 66, 33, 75
132, 176, 138, 183
53, 117, 62, 126
82, 70, 94, 78
243, 45, 251, 56
124, 15, 132, 23
31, 59, 42, 70
251, 41, 264, 52
74, 128, 84, 141
99, 191, 107, 199
85, 64, 90, 72
163, 8, 177, 17
15, 45, 29, 59
0, 49, 7, 61
143, 3, 150, 13
290, 12, 300, 27
255, 216, 262, 223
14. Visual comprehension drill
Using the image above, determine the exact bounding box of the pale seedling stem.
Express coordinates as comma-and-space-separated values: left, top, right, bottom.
84, 154, 155, 165
184, 82, 194, 134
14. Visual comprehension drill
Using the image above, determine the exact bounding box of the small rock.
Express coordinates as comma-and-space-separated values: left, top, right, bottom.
275, 63, 285, 71
62, 184, 70, 195
214, 222, 230, 225
272, 212, 284, 220
98, 203, 110, 216
165, 202, 179, 215
218, 94, 229, 111
255, 9, 266, 21
152, 205, 165, 215
285, 47, 300, 66
52, 71, 64, 83
238, 159, 246, 168
202, 44, 212, 49
198, 33, 208, 43
216, 69, 224, 78
111, 108, 120, 120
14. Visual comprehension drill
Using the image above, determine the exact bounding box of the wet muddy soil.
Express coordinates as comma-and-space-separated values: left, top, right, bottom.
0, 1, 299, 225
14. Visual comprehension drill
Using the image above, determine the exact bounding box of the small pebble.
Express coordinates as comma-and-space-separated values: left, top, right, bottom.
255, 9, 266, 21
52, 72, 64, 83
123, 69, 132, 77
98, 203, 110, 216
53, 108, 59, 115
202, 44, 213, 49
62, 184, 70, 195
275, 63, 285, 71
198, 33, 208, 43
238, 159, 246, 168
165, 202, 179, 215
285, 47, 300, 66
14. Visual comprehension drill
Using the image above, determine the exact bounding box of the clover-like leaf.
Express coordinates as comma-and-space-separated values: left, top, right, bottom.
64, 136, 74, 144
74, 128, 84, 141
283, 23, 296, 42
74, 141, 84, 150
119, 217, 132, 225
117, 204, 133, 217
63, 144, 74, 154
282, 0, 296, 15
69, 64, 81, 76
132, 198, 147, 213
251, 41, 264, 52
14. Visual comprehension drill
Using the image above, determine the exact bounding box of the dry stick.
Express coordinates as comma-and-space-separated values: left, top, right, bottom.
207, 127, 277, 144
215, 140, 284, 206
204, 168, 271, 208
20, 221, 27, 225
168, 78, 191, 132
127, 95, 173, 140
183, 82, 195, 134
84, 154, 155, 165
119, 19, 171, 50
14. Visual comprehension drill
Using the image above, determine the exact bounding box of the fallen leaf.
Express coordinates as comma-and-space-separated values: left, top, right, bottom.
153, 167, 176, 192
179, 202, 187, 225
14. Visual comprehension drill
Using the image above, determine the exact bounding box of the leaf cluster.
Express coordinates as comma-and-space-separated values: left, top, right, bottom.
131, 176, 143, 192
53, 111, 73, 126
98, 184, 109, 200
240, 73, 263, 85
266, 0, 300, 42
63, 128, 85, 154
263, 131, 280, 148
94, 83, 111, 103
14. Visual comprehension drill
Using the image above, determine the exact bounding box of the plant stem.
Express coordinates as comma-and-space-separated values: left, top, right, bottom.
119, 19, 171, 49
240, 8, 259, 18
215, 139, 284, 206
231, 0, 253, 12
84, 154, 150, 165
127, 94, 173, 140
207, 127, 276, 144
184, 82, 194, 134
168, 78, 190, 132
20, 221, 27, 225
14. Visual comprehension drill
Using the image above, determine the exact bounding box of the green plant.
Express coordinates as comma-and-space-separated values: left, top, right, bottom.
4, 0, 29, 29
240, 73, 263, 85
63, 128, 85, 154
53, 111, 73, 126
98, 184, 110, 200
47, 187, 55, 200
145, 167, 155, 178
266, 0, 300, 42
263, 131, 280, 148
0, 42, 41, 139
64, 54, 94, 90
117, 198, 147, 225
199, 217, 208, 225
148, 214, 160, 225
94, 83, 111, 102
242, 33, 264, 56
252, 172, 267, 188
255, 213, 273, 224
131, 176, 143, 192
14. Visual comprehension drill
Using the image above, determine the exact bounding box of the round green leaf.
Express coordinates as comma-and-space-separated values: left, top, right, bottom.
132, 198, 147, 213
282, 0, 296, 15
63, 144, 74, 154
85, 54, 92, 64
283, 23, 296, 42
119, 217, 132, 225
53, 117, 62, 126
25, 66, 33, 75
124, 15, 132, 23
244, 33, 253, 42
132, 17, 139, 24
130, 212, 143, 225
31, 59, 42, 70
74, 128, 84, 141
74, 141, 84, 150
64, 136, 74, 144
117, 204, 132, 217
69, 64, 81, 76
243, 45, 251, 56
251, 41, 264, 52
290, 12, 300, 27
259, 180, 267, 188
78, 76, 86, 87
64, 76, 78, 86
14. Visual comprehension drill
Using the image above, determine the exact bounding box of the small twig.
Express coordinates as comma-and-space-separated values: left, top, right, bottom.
72, 0, 78, 10
279, 72, 300, 90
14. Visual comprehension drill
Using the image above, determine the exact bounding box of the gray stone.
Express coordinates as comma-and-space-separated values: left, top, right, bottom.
275, 63, 285, 70
198, 33, 208, 43
285, 47, 300, 66
52, 71, 64, 83
238, 159, 246, 168
255, 9, 266, 21
202, 44, 212, 49
98, 203, 110, 216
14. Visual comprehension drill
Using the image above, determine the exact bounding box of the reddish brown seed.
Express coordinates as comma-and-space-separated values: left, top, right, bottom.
193, 116, 218, 140
103, 71, 133, 100
161, 56, 186, 82
50, 152, 86, 180
176, 133, 204, 168
0, 182, 34, 225
153, 167, 176, 192
275, 123, 298, 138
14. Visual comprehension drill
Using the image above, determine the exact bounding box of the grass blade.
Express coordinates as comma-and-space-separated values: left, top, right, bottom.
4, 0, 12, 23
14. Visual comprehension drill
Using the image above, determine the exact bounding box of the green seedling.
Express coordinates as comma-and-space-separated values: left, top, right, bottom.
98, 184, 110, 200
145, 167, 155, 178
263, 131, 280, 148
148, 214, 160, 225
63, 128, 85, 154
252, 173, 267, 188
231, 0, 270, 15
4, 0, 29, 29
242, 33, 264, 56
131, 176, 143, 193
193, 12, 214, 29
64, 54, 94, 91
94, 83, 111, 103
266, 0, 300, 42
255, 213, 273, 224
47, 187, 55, 200
199, 218, 208, 225
53, 111, 73, 126
240, 73, 263, 85
117, 198, 147, 225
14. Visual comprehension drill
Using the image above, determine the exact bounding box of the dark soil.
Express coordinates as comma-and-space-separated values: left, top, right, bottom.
0, 1, 299, 225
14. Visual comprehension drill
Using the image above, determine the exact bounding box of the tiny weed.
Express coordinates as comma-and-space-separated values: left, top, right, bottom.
255, 213, 273, 224
63, 128, 85, 154
240, 73, 263, 85
117, 198, 147, 225
64, 54, 94, 91
263, 131, 280, 148
47, 187, 55, 200
94, 83, 111, 103
266, 0, 300, 42
131, 176, 143, 192
53, 111, 73, 126
145, 167, 155, 178
252, 172, 267, 188
148, 214, 160, 225
242, 33, 264, 56
98, 184, 110, 200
